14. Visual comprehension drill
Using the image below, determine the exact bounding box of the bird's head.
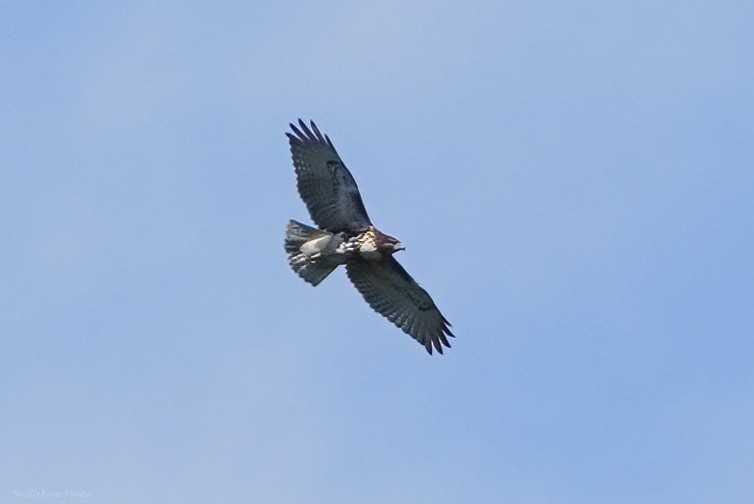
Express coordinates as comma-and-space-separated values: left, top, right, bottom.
374, 228, 405, 254
391, 240, 406, 253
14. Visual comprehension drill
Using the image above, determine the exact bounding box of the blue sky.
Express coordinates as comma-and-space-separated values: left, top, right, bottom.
2, 1, 753, 502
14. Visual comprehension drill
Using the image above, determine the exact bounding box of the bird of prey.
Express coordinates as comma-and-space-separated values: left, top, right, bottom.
284, 119, 454, 354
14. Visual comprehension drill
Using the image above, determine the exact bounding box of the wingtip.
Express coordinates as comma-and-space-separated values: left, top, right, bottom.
422, 336, 450, 356
310, 120, 327, 143
288, 122, 304, 139
289, 119, 335, 149
294, 119, 316, 142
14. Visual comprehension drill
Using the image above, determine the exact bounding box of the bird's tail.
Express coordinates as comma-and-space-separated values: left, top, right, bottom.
285, 220, 324, 253
285, 220, 337, 286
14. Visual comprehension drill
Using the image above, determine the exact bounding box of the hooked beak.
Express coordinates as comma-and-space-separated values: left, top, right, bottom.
394, 242, 406, 252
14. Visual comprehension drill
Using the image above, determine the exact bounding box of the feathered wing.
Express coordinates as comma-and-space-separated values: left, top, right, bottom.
287, 119, 372, 233
346, 257, 454, 354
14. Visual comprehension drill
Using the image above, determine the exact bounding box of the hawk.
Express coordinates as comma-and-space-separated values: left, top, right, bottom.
284, 119, 454, 354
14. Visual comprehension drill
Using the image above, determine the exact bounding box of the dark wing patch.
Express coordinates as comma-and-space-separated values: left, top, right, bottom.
346, 257, 454, 354
287, 119, 372, 233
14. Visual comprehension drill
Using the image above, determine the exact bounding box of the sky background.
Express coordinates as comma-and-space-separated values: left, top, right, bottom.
2, 1, 753, 503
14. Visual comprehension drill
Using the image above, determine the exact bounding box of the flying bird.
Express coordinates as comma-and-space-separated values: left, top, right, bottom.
284, 119, 454, 354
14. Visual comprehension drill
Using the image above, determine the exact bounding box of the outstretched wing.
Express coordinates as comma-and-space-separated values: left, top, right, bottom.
346, 257, 454, 354
287, 119, 372, 233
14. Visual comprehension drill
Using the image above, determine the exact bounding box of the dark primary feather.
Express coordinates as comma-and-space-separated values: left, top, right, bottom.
287, 119, 372, 233
346, 256, 454, 354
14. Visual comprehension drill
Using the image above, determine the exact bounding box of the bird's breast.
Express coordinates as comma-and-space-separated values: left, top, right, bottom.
352, 230, 383, 261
